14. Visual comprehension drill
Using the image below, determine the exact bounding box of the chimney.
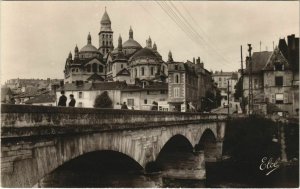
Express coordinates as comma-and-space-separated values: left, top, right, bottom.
193, 57, 195, 64
200, 62, 204, 68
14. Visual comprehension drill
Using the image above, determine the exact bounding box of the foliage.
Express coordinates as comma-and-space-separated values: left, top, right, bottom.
94, 91, 113, 108
223, 116, 280, 163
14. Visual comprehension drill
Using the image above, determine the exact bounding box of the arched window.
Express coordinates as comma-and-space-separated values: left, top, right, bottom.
87, 65, 91, 72
99, 65, 103, 72
175, 74, 180, 83
92, 63, 97, 73
102, 34, 105, 38
151, 67, 154, 75
141, 67, 145, 76
106, 41, 108, 45
102, 41, 105, 46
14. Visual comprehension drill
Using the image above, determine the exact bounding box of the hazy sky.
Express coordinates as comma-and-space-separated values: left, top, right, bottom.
1, 1, 299, 83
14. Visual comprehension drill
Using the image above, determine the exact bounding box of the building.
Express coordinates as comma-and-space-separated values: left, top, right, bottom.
212, 71, 238, 106
59, 8, 216, 112
243, 34, 299, 116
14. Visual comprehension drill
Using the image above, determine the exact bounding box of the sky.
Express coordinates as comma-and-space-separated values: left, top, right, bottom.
1, 1, 299, 83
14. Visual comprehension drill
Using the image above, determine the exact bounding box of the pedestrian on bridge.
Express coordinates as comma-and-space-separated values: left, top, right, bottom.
58, 91, 67, 107
69, 94, 76, 107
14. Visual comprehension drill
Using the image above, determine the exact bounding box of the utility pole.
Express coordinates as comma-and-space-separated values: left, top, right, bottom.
227, 79, 230, 115
240, 45, 244, 113
248, 44, 253, 115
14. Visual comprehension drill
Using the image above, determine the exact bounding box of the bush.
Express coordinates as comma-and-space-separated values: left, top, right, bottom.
94, 91, 113, 108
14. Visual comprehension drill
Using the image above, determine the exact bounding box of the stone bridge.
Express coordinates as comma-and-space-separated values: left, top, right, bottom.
1, 104, 227, 187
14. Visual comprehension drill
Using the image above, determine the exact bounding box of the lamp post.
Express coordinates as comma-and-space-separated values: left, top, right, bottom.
227, 79, 230, 115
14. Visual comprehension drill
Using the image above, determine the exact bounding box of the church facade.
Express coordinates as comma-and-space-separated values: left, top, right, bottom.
61, 8, 216, 112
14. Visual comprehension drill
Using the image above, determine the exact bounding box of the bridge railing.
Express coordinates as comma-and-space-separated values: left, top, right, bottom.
1, 104, 227, 138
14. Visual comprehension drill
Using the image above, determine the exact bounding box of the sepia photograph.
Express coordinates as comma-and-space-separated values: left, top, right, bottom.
1, 1, 299, 188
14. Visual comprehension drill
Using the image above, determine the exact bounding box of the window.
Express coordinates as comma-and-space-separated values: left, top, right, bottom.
127, 99, 134, 106
174, 87, 180, 97
99, 65, 103, 72
92, 63, 98, 73
76, 69, 79, 72
175, 74, 180, 83
79, 92, 83, 99
175, 65, 178, 70
275, 93, 284, 104
161, 90, 166, 94
219, 78, 221, 81
106, 41, 108, 45
144, 99, 147, 104
102, 41, 105, 46
151, 67, 154, 75
121, 64, 123, 69
141, 67, 145, 76
275, 76, 283, 86
275, 64, 283, 71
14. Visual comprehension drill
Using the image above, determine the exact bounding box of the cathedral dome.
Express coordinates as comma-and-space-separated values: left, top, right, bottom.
80, 44, 99, 53
123, 39, 142, 49
130, 47, 158, 60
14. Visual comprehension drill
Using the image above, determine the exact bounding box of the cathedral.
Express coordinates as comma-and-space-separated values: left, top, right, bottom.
62, 8, 216, 112
64, 8, 167, 85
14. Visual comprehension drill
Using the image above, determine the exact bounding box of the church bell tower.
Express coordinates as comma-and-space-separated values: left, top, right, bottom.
98, 7, 114, 57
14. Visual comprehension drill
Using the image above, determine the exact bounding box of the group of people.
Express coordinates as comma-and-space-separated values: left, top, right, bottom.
58, 91, 76, 107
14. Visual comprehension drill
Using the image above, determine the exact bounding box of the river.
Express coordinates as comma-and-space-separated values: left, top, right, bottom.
39, 160, 298, 187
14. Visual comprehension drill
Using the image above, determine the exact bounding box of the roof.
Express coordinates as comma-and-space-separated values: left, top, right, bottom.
263, 48, 290, 71
244, 51, 273, 74
130, 47, 158, 60
121, 83, 168, 92
116, 68, 130, 76
1, 87, 12, 102
113, 51, 127, 62
80, 44, 99, 53
25, 93, 56, 104
58, 81, 127, 91
123, 39, 142, 49
87, 73, 105, 81
101, 10, 111, 25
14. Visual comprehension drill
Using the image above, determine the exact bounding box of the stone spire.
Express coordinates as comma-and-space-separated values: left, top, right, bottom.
101, 7, 111, 25
168, 50, 173, 62
87, 32, 91, 44
129, 26, 133, 39
153, 42, 157, 51
118, 34, 122, 51
146, 36, 152, 48
74, 45, 79, 59
68, 51, 72, 60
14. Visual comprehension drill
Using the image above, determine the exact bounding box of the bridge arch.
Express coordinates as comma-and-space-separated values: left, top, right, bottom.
195, 128, 218, 162
35, 150, 144, 187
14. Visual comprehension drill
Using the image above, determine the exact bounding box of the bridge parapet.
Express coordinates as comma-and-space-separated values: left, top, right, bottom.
1, 104, 227, 138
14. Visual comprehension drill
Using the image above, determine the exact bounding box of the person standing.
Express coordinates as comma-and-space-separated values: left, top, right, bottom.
58, 91, 67, 106
69, 94, 76, 107
121, 102, 128, 109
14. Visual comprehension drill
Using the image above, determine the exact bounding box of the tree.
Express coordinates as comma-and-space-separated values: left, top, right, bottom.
94, 91, 113, 108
